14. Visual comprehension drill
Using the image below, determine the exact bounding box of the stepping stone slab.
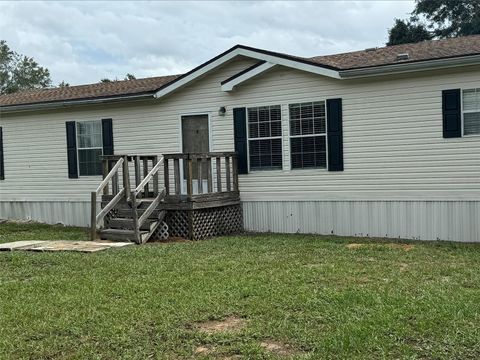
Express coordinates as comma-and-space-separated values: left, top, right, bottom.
0, 240, 45, 251
0, 240, 132, 253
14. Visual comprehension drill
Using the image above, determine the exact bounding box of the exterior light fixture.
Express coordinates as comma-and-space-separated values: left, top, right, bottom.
218, 106, 226, 116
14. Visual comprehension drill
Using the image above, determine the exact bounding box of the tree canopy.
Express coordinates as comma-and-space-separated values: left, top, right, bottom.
387, 0, 480, 46
0, 40, 51, 94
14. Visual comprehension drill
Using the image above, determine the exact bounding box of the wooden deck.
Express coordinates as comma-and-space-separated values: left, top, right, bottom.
91, 152, 242, 243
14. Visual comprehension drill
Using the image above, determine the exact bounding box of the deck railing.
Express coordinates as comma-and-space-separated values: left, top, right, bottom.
163, 152, 238, 199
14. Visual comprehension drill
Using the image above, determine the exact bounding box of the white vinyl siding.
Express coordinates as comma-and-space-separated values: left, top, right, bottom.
1, 58, 480, 204
76, 120, 103, 176
462, 88, 480, 135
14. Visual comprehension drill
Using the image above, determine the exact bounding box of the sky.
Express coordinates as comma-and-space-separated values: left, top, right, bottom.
0, 1, 415, 86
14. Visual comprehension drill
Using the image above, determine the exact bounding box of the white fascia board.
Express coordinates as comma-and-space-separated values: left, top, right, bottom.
154, 50, 242, 99
235, 48, 341, 79
153, 47, 341, 99
221, 62, 276, 92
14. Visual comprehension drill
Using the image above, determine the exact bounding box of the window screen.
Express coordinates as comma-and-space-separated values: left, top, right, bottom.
463, 88, 480, 135
247, 105, 282, 170
289, 101, 327, 169
77, 120, 103, 176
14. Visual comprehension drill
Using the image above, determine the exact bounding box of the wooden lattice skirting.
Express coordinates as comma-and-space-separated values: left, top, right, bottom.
165, 204, 243, 240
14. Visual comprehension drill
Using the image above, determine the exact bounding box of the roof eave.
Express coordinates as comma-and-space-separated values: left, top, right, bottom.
339, 54, 480, 78
0, 92, 155, 114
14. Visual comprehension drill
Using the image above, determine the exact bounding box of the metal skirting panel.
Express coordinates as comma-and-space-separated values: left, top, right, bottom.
0, 201, 91, 227
242, 200, 480, 242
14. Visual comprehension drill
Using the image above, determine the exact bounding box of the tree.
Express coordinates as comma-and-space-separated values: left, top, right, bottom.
387, 19, 432, 46
99, 74, 136, 83
0, 40, 51, 94
58, 80, 70, 87
414, 0, 480, 38
387, 0, 480, 46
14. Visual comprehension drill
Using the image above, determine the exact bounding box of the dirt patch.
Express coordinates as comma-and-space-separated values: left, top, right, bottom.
195, 345, 215, 355
194, 316, 246, 334
346, 243, 415, 251
260, 340, 302, 357
399, 263, 409, 272
346, 243, 365, 249
388, 243, 415, 251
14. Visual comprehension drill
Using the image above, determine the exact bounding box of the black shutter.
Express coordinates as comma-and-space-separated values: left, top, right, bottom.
65, 121, 78, 178
233, 107, 248, 174
442, 89, 462, 138
0, 127, 4, 180
102, 118, 114, 155
327, 98, 344, 171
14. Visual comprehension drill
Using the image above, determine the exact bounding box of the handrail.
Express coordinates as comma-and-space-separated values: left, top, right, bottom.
138, 189, 165, 228
134, 156, 164, 196
95, 157, 124, 196
96, 188, 125, 224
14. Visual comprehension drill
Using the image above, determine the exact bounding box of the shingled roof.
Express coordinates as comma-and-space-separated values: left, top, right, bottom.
308, 35, 480, 70
0, 74, 180, 107
2, 35, 480, 108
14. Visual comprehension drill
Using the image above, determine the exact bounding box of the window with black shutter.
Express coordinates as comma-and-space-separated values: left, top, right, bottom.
247, 105, 282, 170
76, 120, 103, 176
289, 101, 327, 169
462, 88, 480, 135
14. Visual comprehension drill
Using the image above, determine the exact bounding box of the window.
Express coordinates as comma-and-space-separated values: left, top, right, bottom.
247, 105, 282, 170
77, 120, 103, 176
289, 101, 327, 169
463, 88, 480, 135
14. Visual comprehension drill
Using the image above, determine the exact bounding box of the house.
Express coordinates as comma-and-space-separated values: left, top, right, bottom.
1, 35, 480, 242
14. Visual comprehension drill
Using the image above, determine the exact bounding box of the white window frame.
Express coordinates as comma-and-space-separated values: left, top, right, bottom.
246, 105, 283, 171
461, 87, 480, 137
76, 120, 103, 176
288, 100, 328, 170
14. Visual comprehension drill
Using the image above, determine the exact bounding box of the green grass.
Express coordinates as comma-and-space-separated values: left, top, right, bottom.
1, 222, 480, 359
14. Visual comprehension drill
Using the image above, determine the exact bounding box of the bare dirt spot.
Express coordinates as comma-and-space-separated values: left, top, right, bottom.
388, 243, 415, 251
194, 316, 246, 334
195, 345, 215, 355
399, 263, 409, 272
260, 340, 302, 357
346, 243, 365, 249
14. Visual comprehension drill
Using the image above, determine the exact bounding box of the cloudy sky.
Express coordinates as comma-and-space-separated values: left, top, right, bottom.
0, 1, 415, 86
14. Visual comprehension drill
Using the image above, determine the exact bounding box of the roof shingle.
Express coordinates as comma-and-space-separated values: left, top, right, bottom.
309, 35, 480, 70
0, 74, 180, 107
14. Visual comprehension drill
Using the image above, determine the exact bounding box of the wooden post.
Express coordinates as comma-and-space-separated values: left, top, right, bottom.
102, 160, 109, 195
187, 158, 193, 196
112, 163, 119, 195
131, 191, 140, 244
90, 192, 97, 241
143, 157, 149, 197
164, 158, 170, 195
232, 155, 239, 192
207, 157, 212, 193
122, 155, 130, 200
134, 156, 141, 190
152, 156, 159, 196
174, 158, 180, 195
225, 156, 231, 192
197, 157, 203, 194
216, 157, 222, 192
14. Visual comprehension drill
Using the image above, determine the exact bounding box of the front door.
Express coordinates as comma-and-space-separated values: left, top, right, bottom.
181, 115, 209, 193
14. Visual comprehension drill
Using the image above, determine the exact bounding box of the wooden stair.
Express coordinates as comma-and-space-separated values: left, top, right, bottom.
90, 155, 166, 244
99, 197, 166, 243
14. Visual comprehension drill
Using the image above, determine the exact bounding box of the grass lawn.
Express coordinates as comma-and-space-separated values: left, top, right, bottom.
1, 222, 480, 359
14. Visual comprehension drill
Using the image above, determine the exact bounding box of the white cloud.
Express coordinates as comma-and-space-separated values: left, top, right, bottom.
0, 0, 415, 85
